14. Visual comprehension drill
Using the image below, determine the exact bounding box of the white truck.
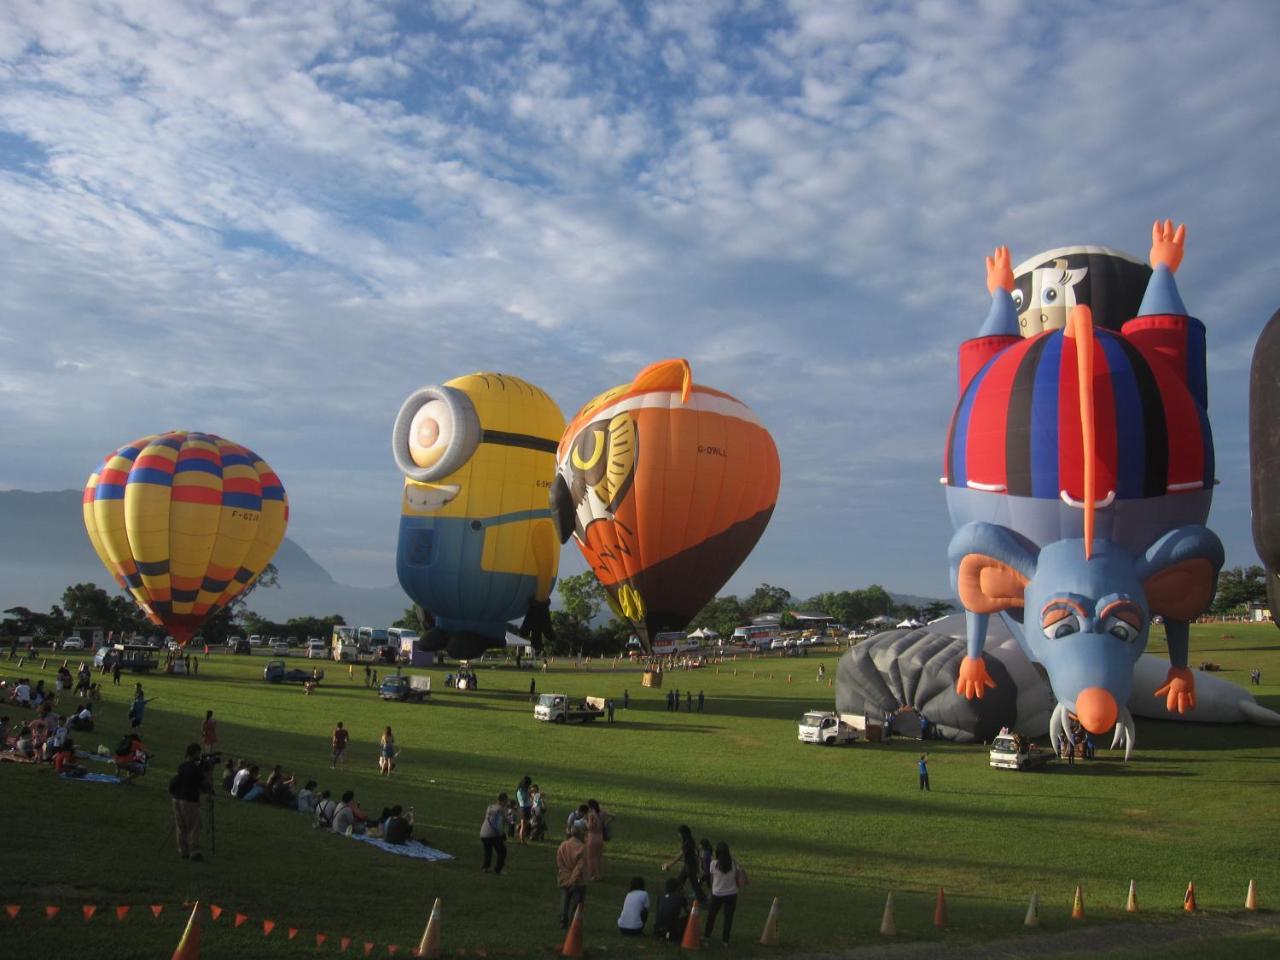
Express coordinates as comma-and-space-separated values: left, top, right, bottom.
534, 694, 606, 723
988, 731, 1052, 770
797, 710, 861, 746
331, 626, 358, 662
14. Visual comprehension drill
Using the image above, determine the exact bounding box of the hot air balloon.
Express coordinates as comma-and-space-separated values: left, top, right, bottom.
551, 359, 780, 646
391, 373, 565, 660
1251, 308, 1280, 628
945, 223, 1224, 757
1008, 244, 1151, 337
83, 431, 288, 645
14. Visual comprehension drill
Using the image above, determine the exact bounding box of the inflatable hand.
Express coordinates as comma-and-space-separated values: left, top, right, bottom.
955, 655, 997, 700
986, 245, 1014, 295
1149, 219, 1186, 273
1154, 666, 1197, 714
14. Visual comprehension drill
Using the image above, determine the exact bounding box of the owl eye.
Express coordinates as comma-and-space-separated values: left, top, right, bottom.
391, 386, 481, 482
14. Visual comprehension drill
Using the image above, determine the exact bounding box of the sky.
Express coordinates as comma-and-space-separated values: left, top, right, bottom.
1, 0, 1278, 602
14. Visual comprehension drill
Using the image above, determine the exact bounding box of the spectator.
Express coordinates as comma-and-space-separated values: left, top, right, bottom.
697, 690, 704, 713
623, 689, 629, 710
113, 733, 150, 783
699, 839, 713, 886
383, 804, 414, 845
606, 698, 615, 723
265, 765, 296, 805
516, 775, 533, 844
379, 726, 396, 776
529, 783, 547, 841
313, 790, 337, 830
111, 661, 122, 686
918, 754, 930, 791
585, 798, 613, 881
331, 721, 349, 769
685, 691, 692, 712
332, 790, 364, 835
565, 803, 588, 838
703, 842, 746, 946
201, 710, 218, 756
652, 878, 688, 943
53, 738, 87, 778
235, 764, 266, 802
220, 760, 237, 792
41, 715, 69, 761
69, 704, 93, 732
296, 780, 318, 815
127, 691, 153, 729
617, 877, 649, 937
169, 743, 209, 861
480, 791, 509, 874
662, 825, 706, 905
556, 823, 587, 929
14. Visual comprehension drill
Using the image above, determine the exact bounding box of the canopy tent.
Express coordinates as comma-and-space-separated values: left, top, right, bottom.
687, 627, 719, 639
896, 618, 924, 629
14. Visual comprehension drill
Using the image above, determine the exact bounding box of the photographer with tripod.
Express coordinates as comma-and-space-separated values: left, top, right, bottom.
170, 743, 214, 862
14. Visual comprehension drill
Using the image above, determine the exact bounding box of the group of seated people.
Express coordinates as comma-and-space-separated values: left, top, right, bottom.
219, 759, 421, 846
1, 702, 95, 761
5, 677, 51, 708
614, 877, 692, 942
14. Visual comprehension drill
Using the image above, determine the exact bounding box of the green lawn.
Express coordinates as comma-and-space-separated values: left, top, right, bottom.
1, 623, 1278, 959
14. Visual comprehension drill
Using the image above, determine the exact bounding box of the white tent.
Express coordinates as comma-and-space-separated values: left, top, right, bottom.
504, 631, 532, 648
896, 618, 924, 629
687, 627, 719, 639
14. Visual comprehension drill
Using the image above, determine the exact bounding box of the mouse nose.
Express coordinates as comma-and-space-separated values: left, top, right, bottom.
1074, 687, 1118, 734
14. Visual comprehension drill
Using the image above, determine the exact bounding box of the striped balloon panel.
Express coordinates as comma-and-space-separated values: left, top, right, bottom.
945, 326, 1213, 503
211, 447, 287, 611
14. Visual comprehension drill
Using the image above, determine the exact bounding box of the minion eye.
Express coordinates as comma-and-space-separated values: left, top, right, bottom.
409, 400, 453, 469
391, 386, 481, 482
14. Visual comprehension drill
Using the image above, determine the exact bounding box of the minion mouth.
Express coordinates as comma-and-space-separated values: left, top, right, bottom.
405, 483, 461, 512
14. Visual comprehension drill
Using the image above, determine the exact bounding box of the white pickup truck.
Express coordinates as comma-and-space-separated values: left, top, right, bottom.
989, 731, 1052, 770
534, 694, 605, 723
798, 711, 861, 746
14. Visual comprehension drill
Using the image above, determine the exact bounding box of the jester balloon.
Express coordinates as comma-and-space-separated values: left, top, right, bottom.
392, 373, 565, 659
83, 431, 288, 645
551, 359, 781, 645
944, 222, 1224, 756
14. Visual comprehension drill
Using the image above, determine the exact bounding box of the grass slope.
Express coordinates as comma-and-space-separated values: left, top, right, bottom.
1, 623, 1278, 959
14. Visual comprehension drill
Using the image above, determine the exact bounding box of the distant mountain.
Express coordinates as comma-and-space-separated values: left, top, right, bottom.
0, 489, 407, 625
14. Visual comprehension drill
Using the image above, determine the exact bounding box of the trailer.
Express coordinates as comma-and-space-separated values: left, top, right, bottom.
534, 693, 605, 723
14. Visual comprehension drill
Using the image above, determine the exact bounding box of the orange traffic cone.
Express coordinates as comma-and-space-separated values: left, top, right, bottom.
758, 897, 779, 946
171, 901, 203, 960
933, 887, 948, 927
1071, 885, 1085, 920
1024, 891, 1039, 927
1125, 880, 1139, 913
1245, 879, 1258, 911
416, 897, 442, 959
879, 892, 896, 936
680, 899, 702, 950
561, 904, 585, 959
1184, 882, 1197, 912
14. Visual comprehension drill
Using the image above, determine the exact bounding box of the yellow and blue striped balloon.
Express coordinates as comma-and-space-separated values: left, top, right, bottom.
83, 431, 288, 644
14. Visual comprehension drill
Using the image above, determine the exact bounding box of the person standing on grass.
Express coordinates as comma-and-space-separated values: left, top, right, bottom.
685, 690, 692, 712
662, 825, 706, 905
697, 690, 704, 713
128, 690, 153, 729
481, 791, 509, 874
516, 775, 533, 844
331, 721, 350, 769
201, 710, 217, 756
169, 743, 209, 861
606, 698, 615, 723
379, 726, 396, 776
623, 689, 629, 710
703, 842, 746, 946
111, 661, 122, 686
364, 664, 371, 687
585, 798, 612, 881
530, 677, 537, 702
918, 754, 930, 791
556, 823, 587, 929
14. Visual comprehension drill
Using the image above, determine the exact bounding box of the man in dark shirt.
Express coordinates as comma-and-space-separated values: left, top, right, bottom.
169, 743, 209, 861
384, 805, 414, 845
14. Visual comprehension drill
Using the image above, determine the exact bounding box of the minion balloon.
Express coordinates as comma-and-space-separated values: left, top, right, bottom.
392, 373, 565, 659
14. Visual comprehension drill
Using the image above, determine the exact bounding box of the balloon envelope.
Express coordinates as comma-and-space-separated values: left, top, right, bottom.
552, 359, 780, 643
83, 431, 288, 644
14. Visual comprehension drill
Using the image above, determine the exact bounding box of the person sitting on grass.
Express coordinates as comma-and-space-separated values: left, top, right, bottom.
265, 764, 296, 806
313, 790, 337, 830
41, 715, 69, 761
296, 780, 318, 815
221, 759, 238, 793
617, 876, 650, 937
331, 790, 367, 835
53, 738, 87, 778
383, 805, 415, 845
652, 878, 688, 943
69, 704, 93, 732
9, 723, 36, 760
10, 679, 31, 707
113, 733, 151, 783
236, 764, 269, 802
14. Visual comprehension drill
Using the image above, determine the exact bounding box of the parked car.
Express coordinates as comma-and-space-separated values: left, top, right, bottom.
247, 635, 263, 646
233, 639, 252, 655
306, 639, 327, 659
270, 641, 290, 656
61, 637, 85, 651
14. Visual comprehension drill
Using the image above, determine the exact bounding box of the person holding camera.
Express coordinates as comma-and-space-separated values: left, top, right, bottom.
169, 743, 212, 861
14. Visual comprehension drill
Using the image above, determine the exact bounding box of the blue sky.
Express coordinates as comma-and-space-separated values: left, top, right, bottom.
1, 0, 1278, 601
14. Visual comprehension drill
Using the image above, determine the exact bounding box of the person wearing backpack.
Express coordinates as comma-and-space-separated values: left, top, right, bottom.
480, 791, 509, 874
313, 790, 337, 830
703, 842, 747, 946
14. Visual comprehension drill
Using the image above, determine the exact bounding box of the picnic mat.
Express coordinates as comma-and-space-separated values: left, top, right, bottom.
61, 772, 122, 784
350, 834, 454, 861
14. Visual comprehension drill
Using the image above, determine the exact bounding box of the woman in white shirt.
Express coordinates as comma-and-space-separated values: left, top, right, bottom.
616, 877, 649, 937
703, 842, 746, 945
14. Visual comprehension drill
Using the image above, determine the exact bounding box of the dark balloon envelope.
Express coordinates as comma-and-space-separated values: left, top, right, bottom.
1250, 308, 1280, 629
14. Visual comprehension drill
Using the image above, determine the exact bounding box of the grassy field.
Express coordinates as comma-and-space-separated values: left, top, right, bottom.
1, 623, 1278, 959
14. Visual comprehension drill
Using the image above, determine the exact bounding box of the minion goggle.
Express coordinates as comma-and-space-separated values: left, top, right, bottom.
391, 385, 559, 483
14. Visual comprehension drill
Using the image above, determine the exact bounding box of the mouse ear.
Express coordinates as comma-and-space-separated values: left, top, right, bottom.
1138, 526, 1224, 621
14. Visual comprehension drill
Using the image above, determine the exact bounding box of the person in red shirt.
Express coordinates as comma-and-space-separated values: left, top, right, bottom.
201, 710, 218, 756
114, 733, 150, 783
53, 739, 87, 778
331, 721, 349, 769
